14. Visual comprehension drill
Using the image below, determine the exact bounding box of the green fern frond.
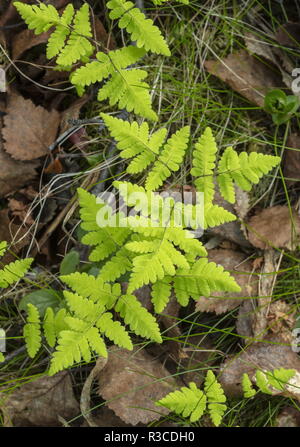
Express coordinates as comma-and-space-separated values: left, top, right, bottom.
56, 4, 93, 65
242, 373, 257, 398
14, 2, 60, 33
0, 258, 33, 288
61, 272, 121, 309
101, 113, 166, 174
0, 241, 8, 257
191, 127, 218, 204
24, 303, 42, 358
99, 247, 133, 282
145, 126, 190, 191
204, 370, 227, 427
63, 291, 105, 321
0, 353, 4, 363
43, 307, 56, 348
255, 370, 273, 395
265, 368, 296, 391
107, 0, 170, 56
156, 382, 206, 422
71, 46, 146, 87
203, 203, 236, 229
217, 147, 280, 203
115, 294, 162, 343
96, 312, 133, 350
49, 326, 107, 375
151, 277, 172, 313
98, 69, 157, 121
46, 3, 74, 59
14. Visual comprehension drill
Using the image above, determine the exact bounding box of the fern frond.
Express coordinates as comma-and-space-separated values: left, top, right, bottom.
46, 4, 74, 59
0, 258, 33, 288
71, 46, 146, 87
101, 113, 166, 174
61, 272, 121, 308
203, 203, 236, 229
115, 294, 162, 342
14, 2, 60, 33
204, 370, 227, 427
0, 241, 7, 257
63, 291, 105, 321
145, 126, 190, 191
0, 353, 4, 363
43, 307, 56, 348
98, 69, 157, 121
217, 147, 281, 203
242, 373, 257, 398
174, 257, 240, 305
191, 127, 218, 204
107, 0, 170, 56
49, 326, 107, 375
265, 368, 296, 392
23, 304, 42, 358
156, 382, 206, 422
151, 277, 172, 313
255, 370, 273, 395
56, 4, 93, 66
96, 312, 133, 349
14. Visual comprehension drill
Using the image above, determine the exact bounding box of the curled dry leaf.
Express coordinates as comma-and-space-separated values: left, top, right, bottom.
0, 372, 79, 426
196, 249, 258, 315
219, 335, 300, 400
97, 347, 177, 425
204, 50, 283, 107
247, 205, 300, 250
2, 93, 60, 161
12, 29, 51, 61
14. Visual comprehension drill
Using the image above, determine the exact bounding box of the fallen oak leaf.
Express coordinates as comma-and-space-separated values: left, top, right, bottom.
2, 93, 60, 161
97, 347, 177, 425
247, 205, 300, 250
204, 50, 284, 107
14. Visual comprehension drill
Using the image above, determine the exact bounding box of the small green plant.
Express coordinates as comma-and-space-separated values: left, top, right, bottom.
21, 125, 280, 374
13, 1, 170, 120
264, 89, 300, 125
0, 241, 33, 363
156, 368, 296, 426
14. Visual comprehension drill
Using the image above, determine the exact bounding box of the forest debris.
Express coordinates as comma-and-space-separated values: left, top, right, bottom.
196, 249, 258, 314
97, 347, 176, 425
252, 249, 278, 337
2, 93, 60, 160
0, 372, 79, 426
12, 29, 51, 60
275, 22, 300, 48
247, 205, 300, 250
236, 299, 256, 341
283, 133, 300, 185
204, 50, 283, 107
219, 335, 300, 399
276, 407, 300, 427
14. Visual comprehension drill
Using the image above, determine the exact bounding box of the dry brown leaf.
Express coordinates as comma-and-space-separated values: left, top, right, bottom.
276, 407, 300, 427
12, 29, 51, 60
219, 335, 300, 399
283, 134, 300, 185
247, 205, 300, 250
204, 50, 283, 107
1, 372, 79, 426
196, 249, 258, 314
2, 93, 60, 160
97, 347, 176, 425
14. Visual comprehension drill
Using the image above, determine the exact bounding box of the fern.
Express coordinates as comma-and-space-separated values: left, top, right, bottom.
107, 0, 170, 56
0, 242, 33, 288
242, 368, 297, 398
217, 147, 281, 203
23, 304, 42, 358
156, 382, 206, 422
14, 1, 162, 120
156, 370, 226, 426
